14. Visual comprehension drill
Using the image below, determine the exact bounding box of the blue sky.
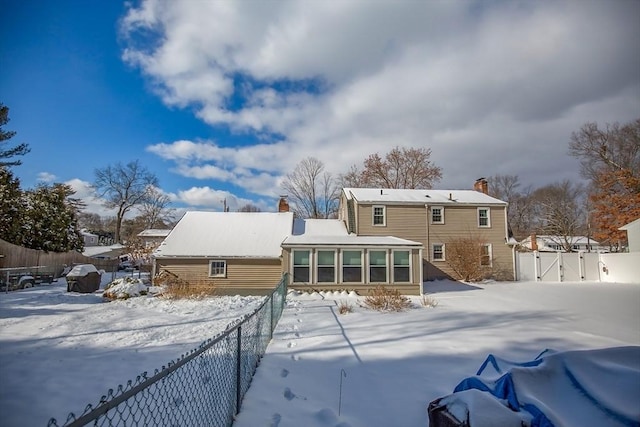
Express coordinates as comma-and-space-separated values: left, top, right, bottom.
1, 0, 639, 217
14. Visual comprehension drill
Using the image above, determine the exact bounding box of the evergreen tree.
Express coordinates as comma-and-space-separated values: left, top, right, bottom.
21, 183, 84, 252
0, 167, 25, 244
0, 103, 30, 167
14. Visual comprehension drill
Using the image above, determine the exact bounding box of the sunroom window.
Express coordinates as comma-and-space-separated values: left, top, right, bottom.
342, 250, 362, 282
317, 250, 335, 283
369, 250, 387, 282
293, 250, 310, 283
393, 251, 410, 282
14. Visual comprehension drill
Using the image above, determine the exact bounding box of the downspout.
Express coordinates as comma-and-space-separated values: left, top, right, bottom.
424, 204, 430, 283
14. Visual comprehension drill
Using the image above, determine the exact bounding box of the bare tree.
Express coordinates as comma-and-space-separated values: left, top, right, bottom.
137, 186, 175, 229
281, 157, 339, 218
93, 160, 158, 243
237, 203, 262, 212
531, 180, 585, 251
341, 146, 442, 189
487, 174, 534, 240
569, 118, 640, 249
569, 118, 640, 182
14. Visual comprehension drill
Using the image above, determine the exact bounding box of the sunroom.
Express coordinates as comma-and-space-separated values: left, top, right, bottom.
281, 220, 423, 295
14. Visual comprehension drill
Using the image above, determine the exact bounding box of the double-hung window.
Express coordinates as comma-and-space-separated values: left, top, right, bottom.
432, 244, 445, 261
209, 260, 226, 278
393, 250, 410, 282
373, 205, 386, 226
342, 250, 363, 282
480, 244, 492, 266
431, 206, 444, 224
478, 207, 490, 227
293, 250, 310, 283
369, 250, 387, 282
317, 250, 336, 283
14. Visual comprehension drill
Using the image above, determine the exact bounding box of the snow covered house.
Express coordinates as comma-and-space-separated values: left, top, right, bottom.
338, 181, 514, 282
152, 212, 294, 295
137, 228, 172, 249
519, 235, 605, 253
619, 218, 640, 252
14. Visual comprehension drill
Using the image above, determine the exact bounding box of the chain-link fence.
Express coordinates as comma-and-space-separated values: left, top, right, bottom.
47, 274, 289, 427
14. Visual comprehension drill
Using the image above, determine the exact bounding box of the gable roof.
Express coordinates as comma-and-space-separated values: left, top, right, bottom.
154, 212, 294, 258
619, 217, 640, 231
342, 188, 507, 205
283, 219, 422, 247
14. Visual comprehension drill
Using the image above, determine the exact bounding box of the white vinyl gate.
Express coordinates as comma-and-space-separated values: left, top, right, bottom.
516, 251, 602, 282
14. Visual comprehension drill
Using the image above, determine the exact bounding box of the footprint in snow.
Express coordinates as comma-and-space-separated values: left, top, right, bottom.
283, 388, 296, 401
270, 413, 281, 427
280, 368, 289, 377
287, 341, 297, 348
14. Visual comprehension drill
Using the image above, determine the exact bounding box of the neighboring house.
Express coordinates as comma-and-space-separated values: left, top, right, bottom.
282, 218, 423, 295
81, 229, 99, 247
137, 229, 172, 249
153, 212, 294, 295
620, 218, 640, 253
82, 243, 126, 260
519, 235, 605, 253
338, 181, 513, 281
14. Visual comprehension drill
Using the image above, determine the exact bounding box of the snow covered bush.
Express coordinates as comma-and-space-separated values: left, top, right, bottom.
364, 286, 412, 312
153, 271, 217, 299
103, 277, 150, 300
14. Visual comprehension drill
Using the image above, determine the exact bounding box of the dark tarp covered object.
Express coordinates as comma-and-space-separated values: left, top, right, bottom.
66, 264, 101, 293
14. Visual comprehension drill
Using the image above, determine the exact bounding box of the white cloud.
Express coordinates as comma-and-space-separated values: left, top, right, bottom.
36, 172, 57, 183
65, 178, 117, 217
123, 0, 640, 196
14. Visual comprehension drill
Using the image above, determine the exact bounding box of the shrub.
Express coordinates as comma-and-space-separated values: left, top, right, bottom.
364, 286, 412, 312
445, 235, 494, 282
337, 300, 353, 314
154, 270, 217, 299
420, 294, 438, 308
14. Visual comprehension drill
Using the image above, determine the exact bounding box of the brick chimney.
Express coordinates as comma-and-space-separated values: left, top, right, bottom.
474, 177, 488, 194
278, 195, 290, 212
530, 234, 538, 251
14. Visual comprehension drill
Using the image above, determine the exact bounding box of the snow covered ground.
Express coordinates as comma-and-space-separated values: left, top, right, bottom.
0, 279, 638, 427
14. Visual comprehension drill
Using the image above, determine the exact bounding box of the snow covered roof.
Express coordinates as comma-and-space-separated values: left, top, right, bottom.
153, 212, 294, 258
619, 217, 640, 230
283, 219, 422, 247
137, 229, 172, 238
343, 187, 507, 205
82, 244, 125, 259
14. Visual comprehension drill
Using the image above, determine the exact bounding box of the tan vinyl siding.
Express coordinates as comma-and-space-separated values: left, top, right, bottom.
357, 204, 427, 242
155, 258, 284, 295
427, 205, 512, 280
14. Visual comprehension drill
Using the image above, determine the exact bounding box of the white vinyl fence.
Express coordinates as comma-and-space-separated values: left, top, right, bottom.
516, 251, 640, 283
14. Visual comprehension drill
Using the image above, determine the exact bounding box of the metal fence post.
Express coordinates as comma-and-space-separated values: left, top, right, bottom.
270, 295, 274, 338
236, 325, 242, 415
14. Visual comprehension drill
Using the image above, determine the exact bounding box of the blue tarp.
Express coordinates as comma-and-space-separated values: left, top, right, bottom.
433, 347, 640, 427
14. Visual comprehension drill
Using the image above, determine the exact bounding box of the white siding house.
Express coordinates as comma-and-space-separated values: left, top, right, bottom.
620, 218, 640, 252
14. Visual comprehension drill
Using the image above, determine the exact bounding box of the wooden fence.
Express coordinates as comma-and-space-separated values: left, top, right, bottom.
0, 238, 118, 276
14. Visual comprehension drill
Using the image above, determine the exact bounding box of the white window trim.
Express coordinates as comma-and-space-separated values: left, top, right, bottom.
209, 260, 227, 278
477, 207, 491, 228
372, 205, 386, 226
480, 244, 493, 267
391, 249, 412, 283
316, 249, 337, 284
367, 249, 389, 283
432, 244, 445, 261
431, 206, 445, 224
